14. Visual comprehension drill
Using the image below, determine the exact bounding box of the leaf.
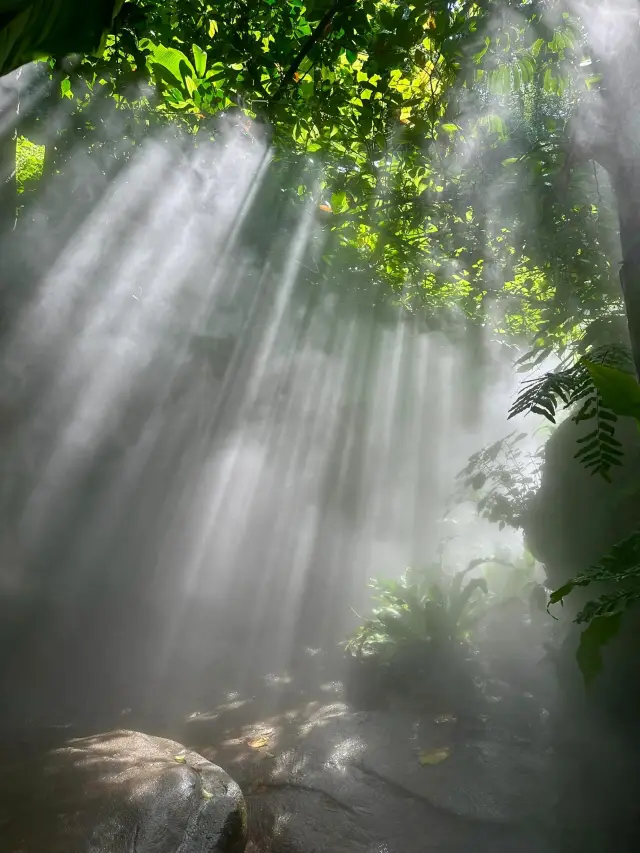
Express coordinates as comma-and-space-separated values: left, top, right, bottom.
531, 38, 544, 57
543, 67, 556, 93
418, 747, 451, 765
209, 19, 219, 38
330, 190, 348, 214
174, 754, 187, 763
583, 362, 640, 420
247, 736, 270, 749
202, 788, 214, 799
140, 39, 194, 86
192, 43, 207, 77
576, 614, 622, 686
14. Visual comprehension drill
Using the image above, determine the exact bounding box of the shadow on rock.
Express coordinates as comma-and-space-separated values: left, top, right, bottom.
0, 729, 246, 853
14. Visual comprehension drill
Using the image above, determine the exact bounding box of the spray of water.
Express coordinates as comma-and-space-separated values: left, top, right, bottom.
0, 67, 539, 729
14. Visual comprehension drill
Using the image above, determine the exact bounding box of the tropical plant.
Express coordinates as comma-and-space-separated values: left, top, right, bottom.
480, 548, 549, 616
509, 343, 635, 480
2, 0, 624, 355
344, 558, 491, 663
450, 430, 543, 530
546, 525, 640, 685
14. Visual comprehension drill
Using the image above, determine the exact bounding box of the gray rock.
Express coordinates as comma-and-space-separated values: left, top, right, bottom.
0, 729, 247, 853
229, 705, 558, 853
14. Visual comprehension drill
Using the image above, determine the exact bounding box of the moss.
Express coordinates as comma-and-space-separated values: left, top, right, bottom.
15, 134, 45, 194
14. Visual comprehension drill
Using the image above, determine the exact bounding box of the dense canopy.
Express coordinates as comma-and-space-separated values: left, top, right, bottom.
4, 0, 640, 681
2, 0, 628, 362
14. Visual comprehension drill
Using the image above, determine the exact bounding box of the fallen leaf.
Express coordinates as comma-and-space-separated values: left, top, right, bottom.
434, 714, 457, 724
418, 747, 451, 766
202, 788, 213, 799
174, 755, 187, 763
247, 736, 270, 749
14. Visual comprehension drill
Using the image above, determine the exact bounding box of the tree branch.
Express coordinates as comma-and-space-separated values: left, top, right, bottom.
272, 0, 355, 101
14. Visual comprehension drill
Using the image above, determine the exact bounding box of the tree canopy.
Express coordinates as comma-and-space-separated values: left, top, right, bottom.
3, 0, 640, 692
1, 0, 628, 362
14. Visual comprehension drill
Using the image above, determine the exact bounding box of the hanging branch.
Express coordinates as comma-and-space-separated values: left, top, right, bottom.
272, 0, 356, 101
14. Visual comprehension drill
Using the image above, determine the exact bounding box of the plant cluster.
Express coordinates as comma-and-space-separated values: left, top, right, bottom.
451, 431, 542, 530
1, 0, 624, 352
344, 559, 490, 662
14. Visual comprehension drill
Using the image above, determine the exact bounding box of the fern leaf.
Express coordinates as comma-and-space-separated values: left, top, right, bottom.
510, 345, 633, 479
549, 527, 640, 610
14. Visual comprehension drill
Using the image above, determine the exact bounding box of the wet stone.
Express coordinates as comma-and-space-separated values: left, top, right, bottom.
0, 729, 247, 853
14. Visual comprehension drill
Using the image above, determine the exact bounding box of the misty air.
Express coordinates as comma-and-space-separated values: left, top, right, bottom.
0, 2, 639, 852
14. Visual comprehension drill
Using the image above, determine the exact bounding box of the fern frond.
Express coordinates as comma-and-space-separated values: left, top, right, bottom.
509, 344, 633, 479
548, 524, 640, 684
575, 589, 639, 624
550, 527, 640, 610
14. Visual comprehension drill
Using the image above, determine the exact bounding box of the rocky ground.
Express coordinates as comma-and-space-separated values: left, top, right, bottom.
157, 648, 557, 853
0, 645, 560, 853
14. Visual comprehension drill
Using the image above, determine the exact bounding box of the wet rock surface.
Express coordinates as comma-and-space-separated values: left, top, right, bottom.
0, 647, 558, 853
0, 729, 247, 853
173, 654, 558, 853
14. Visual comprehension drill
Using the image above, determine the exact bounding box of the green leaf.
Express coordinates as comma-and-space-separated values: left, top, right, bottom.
140, 39, 194, 86
543, 67, 557, 93
192, 43, 207, 77
331, 190, 349, 214
531, 38, 544, 57
584, 362, 640, 419
518, 54, 536, 84
576, 614, 622, 686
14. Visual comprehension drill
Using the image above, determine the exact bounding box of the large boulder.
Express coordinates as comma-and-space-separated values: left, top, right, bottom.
0, 729, 247, 853
525, 414, 640, 593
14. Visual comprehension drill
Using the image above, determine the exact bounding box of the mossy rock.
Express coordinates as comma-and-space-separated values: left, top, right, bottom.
524, 413, 640, 719
525, 414, 640, 593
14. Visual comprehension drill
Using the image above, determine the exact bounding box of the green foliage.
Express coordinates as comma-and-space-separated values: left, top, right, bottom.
481, 548, 549, 615
15, 133, 43, 192
451, 431, 541, 530
549, 527, 640, 684
344, 559, 490, 663
509, 344, 634, 479
585, 361, 640, 420
19, 0, 619, 350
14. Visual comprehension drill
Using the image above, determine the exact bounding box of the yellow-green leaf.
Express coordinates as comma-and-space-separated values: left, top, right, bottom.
192, 43, 207, 77
418, 747, 451, 765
